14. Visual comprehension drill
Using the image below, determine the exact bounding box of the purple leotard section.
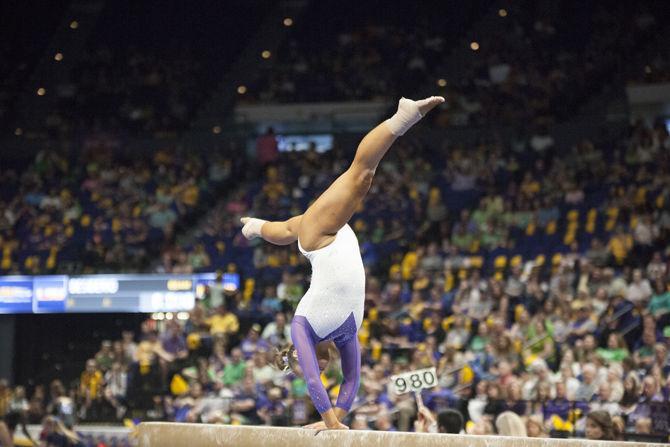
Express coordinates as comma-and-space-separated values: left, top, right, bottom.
291, 313, 361, 414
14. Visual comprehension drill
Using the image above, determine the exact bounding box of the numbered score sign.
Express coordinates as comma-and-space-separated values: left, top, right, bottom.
389, 367, 438, 395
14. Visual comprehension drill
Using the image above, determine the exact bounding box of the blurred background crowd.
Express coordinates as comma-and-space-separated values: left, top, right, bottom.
1, 0, 669, 446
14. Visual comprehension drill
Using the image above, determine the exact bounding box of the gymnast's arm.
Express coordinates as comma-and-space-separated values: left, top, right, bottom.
240, 215, 302, 245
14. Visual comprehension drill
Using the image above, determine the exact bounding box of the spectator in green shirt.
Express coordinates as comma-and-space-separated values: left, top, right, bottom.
648, 280, 670, 318
223, 348, 246, 386
596, 333, 629, 363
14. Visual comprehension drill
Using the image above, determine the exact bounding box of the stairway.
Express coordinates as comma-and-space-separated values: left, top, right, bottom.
190, 0, 310, 133
15, 1, 105, 136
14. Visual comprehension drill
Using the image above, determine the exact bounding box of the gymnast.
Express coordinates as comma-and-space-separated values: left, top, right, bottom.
241, 95, 444, 430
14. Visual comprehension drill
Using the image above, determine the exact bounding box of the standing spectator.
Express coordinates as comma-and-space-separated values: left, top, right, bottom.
8, 386, 28, 414
256, 128, 279, 167
207, 272, 226, 310
79, 359, 103, 420
0, 379, 9, 417
633, 215, 657, 266
47, 380, 75, 428
94, 340, 115, 372
104, 362, 128, 404
121, 331, 137, 363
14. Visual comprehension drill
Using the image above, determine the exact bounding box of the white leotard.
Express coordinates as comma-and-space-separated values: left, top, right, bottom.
295, 223, 365, 339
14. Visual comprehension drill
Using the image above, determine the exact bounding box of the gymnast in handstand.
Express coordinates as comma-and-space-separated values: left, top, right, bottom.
241, 95, 444, 430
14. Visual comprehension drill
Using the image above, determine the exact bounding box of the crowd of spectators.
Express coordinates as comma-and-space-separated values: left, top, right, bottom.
1, 1, 670, 445
2, 116, 668, 444
0, 139, 241, 275
245, 1, 666, 128
4, 0, 270, 140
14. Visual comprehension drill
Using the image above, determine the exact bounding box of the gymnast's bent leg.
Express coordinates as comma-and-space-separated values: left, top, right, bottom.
333, 336, 361, 420
290, 316, 345, 428
298, 96, 444, 250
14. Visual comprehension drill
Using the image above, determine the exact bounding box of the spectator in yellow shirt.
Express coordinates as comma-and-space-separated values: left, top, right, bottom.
79, 359, 104, 400
0, 379, 10, 417
206, 305, 240, 339
607, 226, 633, 265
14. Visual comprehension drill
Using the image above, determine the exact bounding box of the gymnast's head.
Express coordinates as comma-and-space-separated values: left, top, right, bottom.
273, 341, 334, 375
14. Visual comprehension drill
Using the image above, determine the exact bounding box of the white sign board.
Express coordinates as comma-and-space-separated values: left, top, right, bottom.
389, 367, 438, 395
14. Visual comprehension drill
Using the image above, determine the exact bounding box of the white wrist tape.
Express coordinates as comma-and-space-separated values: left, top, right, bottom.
241, 217, 267, 239
384, 97, 423, 136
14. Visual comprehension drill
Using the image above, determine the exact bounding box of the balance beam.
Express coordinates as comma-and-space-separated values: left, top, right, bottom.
137, 423, 666, 447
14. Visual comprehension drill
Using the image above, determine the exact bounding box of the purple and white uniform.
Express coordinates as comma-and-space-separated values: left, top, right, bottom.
293, 223, 365, 414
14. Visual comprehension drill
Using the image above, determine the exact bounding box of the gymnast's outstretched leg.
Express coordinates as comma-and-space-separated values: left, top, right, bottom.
240, 96, 444, 247
298, 96, 444, 251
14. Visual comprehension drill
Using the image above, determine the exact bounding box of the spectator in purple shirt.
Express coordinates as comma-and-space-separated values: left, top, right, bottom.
240, 324, 271, 360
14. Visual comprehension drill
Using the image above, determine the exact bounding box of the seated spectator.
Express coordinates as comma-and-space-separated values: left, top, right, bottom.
574, 364, 598, 402
543, 381, 570, 422
230, 377, 262, 425
525, 415, 549, 438
206, 304, 240, 341
648, 279, 670, 323
633, 328, 659, 367
482, 382, 506, 420
585, 410, 615, 441
257, 387, 288, 426
628, 375, 665, 427
261, 313, 291, 346
495, 411, 527, 437
259, 286, 282, 317
589, 382, 621, 416
635, 417, 653, 435
223, 348, 247, 387
249, 350, 275, 386
173, 382, 204, 423
627, 269, 653, 305
161, 321, 189, 362
596, 333, 629, 363
240, 324, 270, 360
